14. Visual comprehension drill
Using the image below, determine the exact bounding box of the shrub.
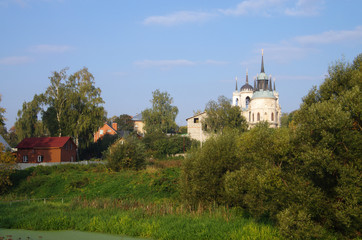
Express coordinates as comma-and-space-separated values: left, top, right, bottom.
106, 137, 146, 171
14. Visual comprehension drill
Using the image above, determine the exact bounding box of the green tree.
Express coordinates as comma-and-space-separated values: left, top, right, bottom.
142, 89, 178, 134
203, 96, 248, 133
67, 67, 105, 158
0, 94, 5, 126
14, 94, 45, 141
43, 68, 69, 137
106, 136, 146, 171
0, 143, 16, 194
110, 114, 134, 132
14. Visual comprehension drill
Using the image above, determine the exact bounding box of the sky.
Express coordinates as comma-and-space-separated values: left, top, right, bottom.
1, 0, 362, 129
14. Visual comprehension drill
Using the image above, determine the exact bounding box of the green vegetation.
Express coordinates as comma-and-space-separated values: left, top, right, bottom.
1, 163, 280, 240
181, 54, 362, 239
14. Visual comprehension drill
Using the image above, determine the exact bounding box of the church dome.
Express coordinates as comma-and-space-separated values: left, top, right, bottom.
252, 90, 276, 99
240, 83, 253, 91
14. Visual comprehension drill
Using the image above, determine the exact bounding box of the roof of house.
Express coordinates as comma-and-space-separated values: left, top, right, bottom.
0, 134, 11, 150
186, 111, 207, 120
132, 113, 143, 121
16, 136, 74, 149
104, 123, 118, 133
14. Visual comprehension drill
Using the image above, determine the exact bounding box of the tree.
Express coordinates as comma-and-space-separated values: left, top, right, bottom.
43, 68, 69, 137
14, 94, 46, 141
66, 67, 105, 158
0, 94, 5, 126
0, 143, 16, 194
203, 96, 248, 133
110, 114, 134, 132
142, 89, 178, 134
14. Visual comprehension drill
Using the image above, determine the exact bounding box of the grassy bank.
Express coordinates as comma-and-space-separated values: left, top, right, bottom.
1, 163, 281, 239
0, 200, 280, 240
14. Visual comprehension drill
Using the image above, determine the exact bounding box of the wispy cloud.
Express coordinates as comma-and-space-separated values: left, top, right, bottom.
294, 26, 362, 45
29, 44, 72, 54
220, 0, 285, 16
285, 0, 324, 16
0, 56, 33, 65
143, 11, 216, 26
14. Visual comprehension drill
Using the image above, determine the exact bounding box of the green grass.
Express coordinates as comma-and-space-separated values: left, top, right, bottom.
1, 164, 281, 239
0, 201, 280, 240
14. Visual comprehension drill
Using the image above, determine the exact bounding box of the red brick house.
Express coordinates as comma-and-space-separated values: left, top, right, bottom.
16, 137, 77, 163
94, 122, 118, 142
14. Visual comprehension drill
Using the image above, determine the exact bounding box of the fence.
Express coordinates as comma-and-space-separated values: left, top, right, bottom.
16, 161, 105, 170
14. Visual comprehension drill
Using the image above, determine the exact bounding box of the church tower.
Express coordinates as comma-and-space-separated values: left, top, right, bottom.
233, 50, 281, 128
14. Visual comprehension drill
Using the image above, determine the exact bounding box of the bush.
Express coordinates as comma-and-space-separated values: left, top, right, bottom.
181, 130, 241, 205
106, 137, 146, 171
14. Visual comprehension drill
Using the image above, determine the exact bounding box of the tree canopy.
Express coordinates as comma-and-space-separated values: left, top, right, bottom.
142, 89, 178, 134
15, 67, 105, 157
0, 94, 5, 127
203, 96, 248, 133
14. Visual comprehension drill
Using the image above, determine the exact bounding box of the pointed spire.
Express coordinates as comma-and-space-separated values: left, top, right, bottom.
254, 77, 256, 90
235, 76, 238, 91
269, 75, 272, 90
261, 49, 265, 73
273, 78, 276, 91
246, 69, 249, 84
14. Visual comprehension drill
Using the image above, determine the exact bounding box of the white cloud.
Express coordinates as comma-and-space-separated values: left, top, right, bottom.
220, 0, 286, 16
29, 44, 72, 53
143, 11, 216, 26
285, 0, 324, 16
0, 56, 33, 65
294, 26, 362, 45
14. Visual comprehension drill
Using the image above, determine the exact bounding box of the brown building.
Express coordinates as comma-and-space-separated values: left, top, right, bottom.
16, 137, 77, 163
94, 122, 118, 142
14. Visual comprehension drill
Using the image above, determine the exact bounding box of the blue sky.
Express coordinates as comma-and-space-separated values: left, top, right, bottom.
1, 0, 362, 128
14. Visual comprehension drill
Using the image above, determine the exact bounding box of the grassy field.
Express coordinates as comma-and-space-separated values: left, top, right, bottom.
0, 162, 281, 240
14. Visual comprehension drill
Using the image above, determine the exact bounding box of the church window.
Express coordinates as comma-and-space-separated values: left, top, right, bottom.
252, 114, 254, 122
246, 97, 250, 109
257, 113, 260, 121
235, 98, 239, 106
271, 112, 274, 121
194, 118, 199, 123
249, 112, 251, 121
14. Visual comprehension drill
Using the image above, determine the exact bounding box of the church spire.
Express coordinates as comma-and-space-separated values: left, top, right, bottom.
235, 76, 238, 91
261, 49, 265, 73
246, 69, 249, 84
273, 78, 276, 91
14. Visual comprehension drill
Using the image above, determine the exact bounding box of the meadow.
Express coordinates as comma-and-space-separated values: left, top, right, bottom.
0, 162, 281, 240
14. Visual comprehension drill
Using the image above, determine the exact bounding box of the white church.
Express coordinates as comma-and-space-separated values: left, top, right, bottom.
187, 51, 281, 141
232, 50, 281, 128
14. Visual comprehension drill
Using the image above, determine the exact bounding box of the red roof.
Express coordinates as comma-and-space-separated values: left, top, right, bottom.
17, 137, 73, 149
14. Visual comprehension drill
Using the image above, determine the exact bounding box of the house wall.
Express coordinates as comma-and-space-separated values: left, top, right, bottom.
186, 112, 209, 142
94, 123, 117, 142
134, 120, 145, 135
17, 139, 77, 163
17, 148, 62, 163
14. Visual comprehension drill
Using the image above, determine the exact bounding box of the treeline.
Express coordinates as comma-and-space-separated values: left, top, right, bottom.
181, 54, 361, 239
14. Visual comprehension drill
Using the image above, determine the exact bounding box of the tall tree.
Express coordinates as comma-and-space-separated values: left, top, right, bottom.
203, 95, 248, 133
43, 68, 69, 137
142, 89, 178, 134
14, 95, 44, 141
67, 67, 105, 155
0, 94, 5, 126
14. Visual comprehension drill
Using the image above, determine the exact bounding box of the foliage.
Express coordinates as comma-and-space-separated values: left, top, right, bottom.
110, 114, 134, 132
142, 89, 179, 134
15, 94, 47, 141
0, 143, 16, 194
280, 110, 296, 128
203, 96, 248, 133
142, 132, 196, 158
15, 67, 105, 157
0, 94, 5, 126
82, 133, 119, 160
106, 137, 146, 171
181, 130, 241, 205
178, 126, 187, 134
